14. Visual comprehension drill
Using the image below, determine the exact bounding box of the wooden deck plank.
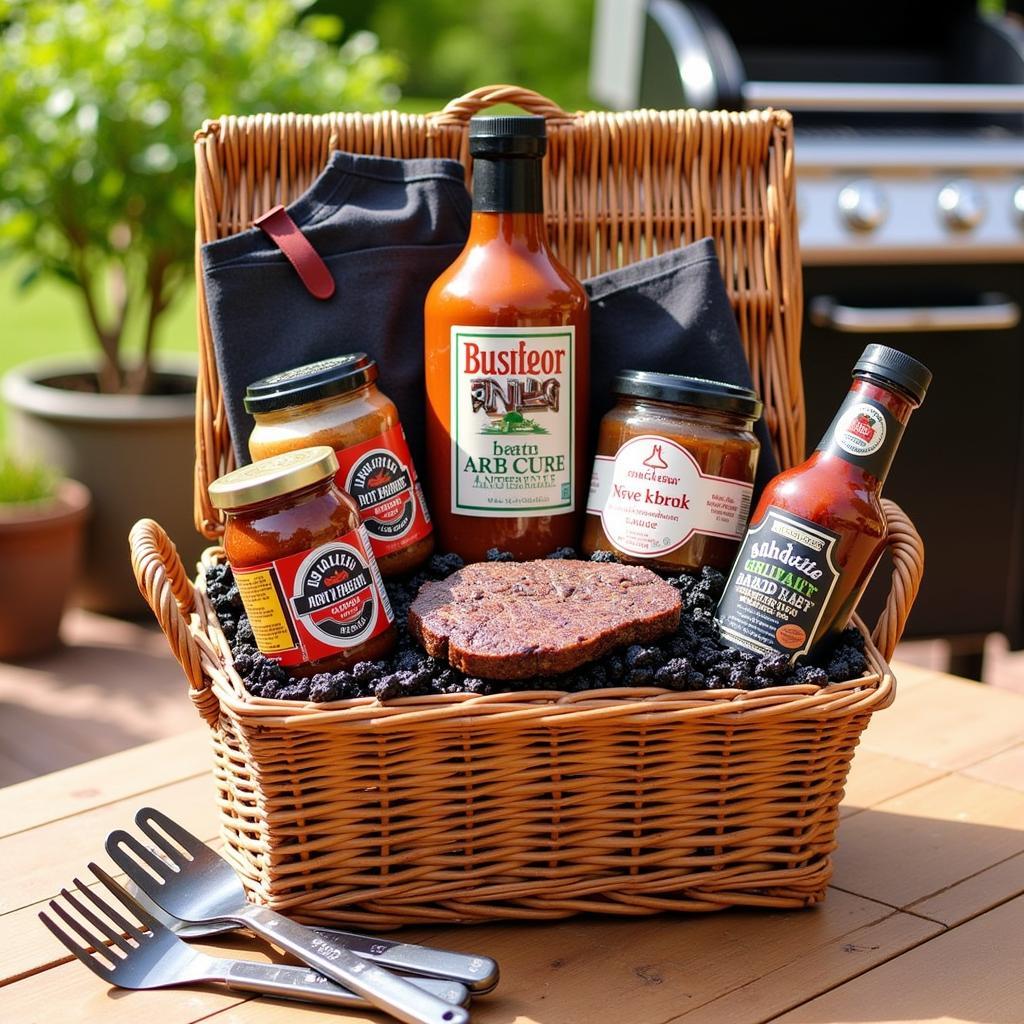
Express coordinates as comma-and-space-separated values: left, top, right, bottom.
0, 610, 199, 786
770, 895, 1024, 1023
0, 773, 218, 916
886, 660, 938, 693
839, 750, 945, 817
832, 773, 1024, 910
194, 891, 897, 1024
674, 910, 941, 1024
962, 743, 1024, 794
0, 729, 210, 839
859, 673, 1024, 772
908, 851, 1024, 927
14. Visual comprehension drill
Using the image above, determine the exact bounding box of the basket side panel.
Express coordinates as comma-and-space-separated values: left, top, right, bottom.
220, 708, 868, 928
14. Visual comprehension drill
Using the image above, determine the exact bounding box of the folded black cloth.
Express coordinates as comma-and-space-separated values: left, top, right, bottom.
202, 154, 778, 493
584, 239, 780, 495
201, 152, 472, 472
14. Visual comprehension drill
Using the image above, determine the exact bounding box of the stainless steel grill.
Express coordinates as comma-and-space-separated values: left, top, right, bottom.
591, 0, 1024, 674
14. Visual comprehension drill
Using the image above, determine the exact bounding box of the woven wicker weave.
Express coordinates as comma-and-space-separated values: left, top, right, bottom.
131, 86, 925, 927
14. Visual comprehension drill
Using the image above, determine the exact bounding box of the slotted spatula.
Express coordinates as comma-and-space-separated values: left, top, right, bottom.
106, 807, 469, 1024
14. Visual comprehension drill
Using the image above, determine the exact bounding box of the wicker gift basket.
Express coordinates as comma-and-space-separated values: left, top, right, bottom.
130, 85, 924, 928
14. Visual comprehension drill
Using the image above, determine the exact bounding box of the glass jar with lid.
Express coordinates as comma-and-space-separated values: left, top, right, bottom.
582, 371, 762, 573
208, 445, 396, 677
245, 355, 433, 577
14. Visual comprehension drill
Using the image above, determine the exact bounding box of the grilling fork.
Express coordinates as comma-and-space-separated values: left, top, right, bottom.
122, 874, 498, 993
39, 863, 470, 1010
106, 807, 469, 1024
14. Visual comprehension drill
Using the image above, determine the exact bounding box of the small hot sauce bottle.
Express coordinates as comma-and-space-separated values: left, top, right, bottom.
716, 344, 931, 663
424, 115, 590, 561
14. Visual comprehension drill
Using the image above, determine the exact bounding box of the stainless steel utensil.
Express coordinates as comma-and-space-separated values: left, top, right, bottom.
105, 807, 469, 1024
39, 863, 470, 1010
124, 876, 499, 993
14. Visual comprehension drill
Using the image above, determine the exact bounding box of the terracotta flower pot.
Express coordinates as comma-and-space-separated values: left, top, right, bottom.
0, 479, 91, 660
2, 354, 202, 617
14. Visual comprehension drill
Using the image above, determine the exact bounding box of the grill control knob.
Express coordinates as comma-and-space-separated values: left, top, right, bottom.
938, 179, 986, 231
838, 180, 887, 232
1014, 183, 1024, 228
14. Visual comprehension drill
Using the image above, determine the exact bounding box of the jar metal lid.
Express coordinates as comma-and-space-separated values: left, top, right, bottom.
208, 446, 339, 510
244, 354, 378, 414
612, 370, 763, 419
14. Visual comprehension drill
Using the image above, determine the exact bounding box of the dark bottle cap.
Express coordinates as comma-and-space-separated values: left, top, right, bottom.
244, 354, 377, 414
613, 370, 763, 420
853, 344, 932, 405
469, 115, 547, 159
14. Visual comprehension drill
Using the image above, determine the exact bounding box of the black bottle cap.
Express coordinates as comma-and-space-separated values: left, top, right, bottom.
469, 115, 547, 159
853, 345, 932, 405
244, 354, 377, 414
613, 370, 763, 419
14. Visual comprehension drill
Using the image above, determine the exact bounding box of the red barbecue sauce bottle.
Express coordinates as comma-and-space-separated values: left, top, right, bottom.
424, 115, 589, 561
716, 344, 931, 663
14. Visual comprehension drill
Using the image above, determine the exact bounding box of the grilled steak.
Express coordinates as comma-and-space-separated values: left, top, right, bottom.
408, 559, 681, 680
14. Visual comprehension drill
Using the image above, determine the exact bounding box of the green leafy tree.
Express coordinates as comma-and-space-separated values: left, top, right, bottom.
315, 0, 595, 111
0, 0, 403, 393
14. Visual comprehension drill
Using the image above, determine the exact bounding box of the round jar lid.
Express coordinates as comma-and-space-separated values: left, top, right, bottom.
208, 446, 339, 510
244, 354, 378, 414
612, 370, 763, 419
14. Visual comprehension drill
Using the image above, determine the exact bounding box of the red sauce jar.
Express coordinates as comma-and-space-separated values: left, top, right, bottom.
246, 355, 433, 577
208, 446, 396, 677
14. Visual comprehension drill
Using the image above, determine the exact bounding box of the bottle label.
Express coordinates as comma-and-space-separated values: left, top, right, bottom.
450, 325, 575, 517
586, 435, 752, 557
336, 423, 432, 558
232, 525, 394, 667
817, 394, 903, 480
716, 507, 841, 661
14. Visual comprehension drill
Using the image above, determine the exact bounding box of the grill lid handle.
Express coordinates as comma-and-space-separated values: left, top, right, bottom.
809, 293, 1022, 333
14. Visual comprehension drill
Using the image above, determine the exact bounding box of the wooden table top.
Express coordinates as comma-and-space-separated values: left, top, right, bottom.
2, 660, 1023, 1024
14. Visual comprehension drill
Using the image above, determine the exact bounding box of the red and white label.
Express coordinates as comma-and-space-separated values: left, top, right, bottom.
586, 435, 753, 558
335, 424, 432, 559
233, 525, 394, 667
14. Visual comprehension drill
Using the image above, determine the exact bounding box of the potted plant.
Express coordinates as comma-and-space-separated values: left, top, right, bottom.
0, 0, 402, 614
0, 455, 91, 660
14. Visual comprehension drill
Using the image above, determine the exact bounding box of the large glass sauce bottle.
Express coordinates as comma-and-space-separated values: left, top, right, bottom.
716, 344, 931, 663
424, 115, 589, 561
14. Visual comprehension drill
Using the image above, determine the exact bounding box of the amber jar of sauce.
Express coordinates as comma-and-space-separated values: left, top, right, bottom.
582, 371, 762, 573
424, 115, 589, 562
246, 355, 433, 577
209, 446, 396, 677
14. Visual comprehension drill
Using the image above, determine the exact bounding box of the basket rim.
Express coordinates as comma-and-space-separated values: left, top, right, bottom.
191, 547, 894, 731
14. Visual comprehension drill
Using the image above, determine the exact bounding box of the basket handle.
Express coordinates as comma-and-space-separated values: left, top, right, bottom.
870, 500, 925, 662
431, 84, 574, 126
129, 518, 219, 727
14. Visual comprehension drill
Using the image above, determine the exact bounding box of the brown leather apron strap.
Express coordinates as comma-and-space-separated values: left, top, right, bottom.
254, 205, 336, 300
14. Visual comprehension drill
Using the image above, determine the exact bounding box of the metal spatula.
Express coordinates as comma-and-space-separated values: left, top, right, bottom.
39, 863, 470, 1010
123, 875, 498, 993
105, 807, 469, 1024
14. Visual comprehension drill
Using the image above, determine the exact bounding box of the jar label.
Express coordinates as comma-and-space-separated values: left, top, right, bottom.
450, 325, 575, 517
586, 435, 753, 558
716, 507, 841, 662
233, 525, 394, 667
336, 423, 432, 558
